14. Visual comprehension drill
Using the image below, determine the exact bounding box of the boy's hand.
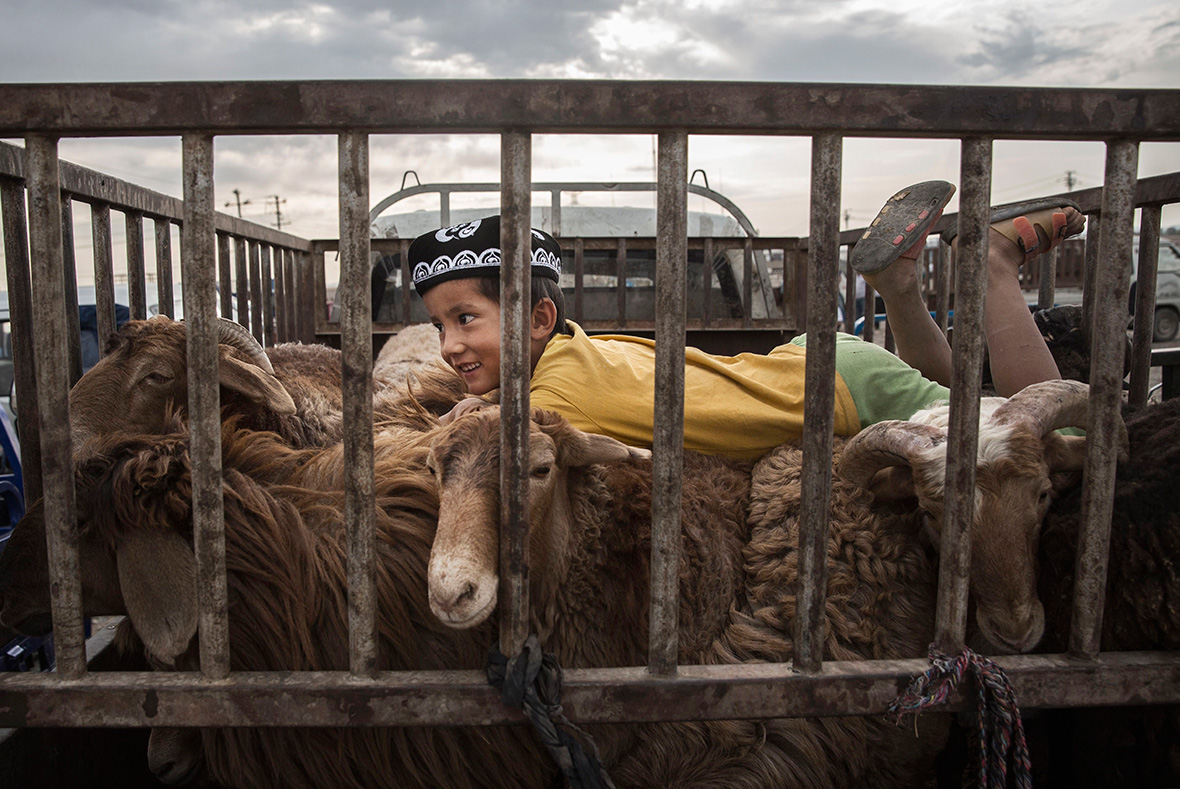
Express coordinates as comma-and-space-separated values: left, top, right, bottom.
439, 396, 492, 425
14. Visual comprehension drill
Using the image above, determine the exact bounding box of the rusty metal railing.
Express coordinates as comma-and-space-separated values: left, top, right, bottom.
0, 81, 1179, 732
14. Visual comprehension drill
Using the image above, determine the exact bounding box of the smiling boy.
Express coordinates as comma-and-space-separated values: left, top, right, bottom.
412, 184, 1084, 461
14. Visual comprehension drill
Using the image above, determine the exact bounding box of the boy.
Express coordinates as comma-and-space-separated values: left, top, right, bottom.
411, 182, 1083, 461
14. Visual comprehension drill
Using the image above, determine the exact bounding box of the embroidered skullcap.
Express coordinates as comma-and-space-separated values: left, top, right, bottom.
410, 215, 562, 294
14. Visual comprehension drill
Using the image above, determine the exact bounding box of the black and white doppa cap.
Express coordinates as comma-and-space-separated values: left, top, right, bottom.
409, 215, 562, 294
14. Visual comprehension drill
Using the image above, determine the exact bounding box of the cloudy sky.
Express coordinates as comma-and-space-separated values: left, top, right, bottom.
2, 0, 1178, 286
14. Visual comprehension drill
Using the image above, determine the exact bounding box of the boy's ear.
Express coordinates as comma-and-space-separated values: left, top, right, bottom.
530, 298, 558, 341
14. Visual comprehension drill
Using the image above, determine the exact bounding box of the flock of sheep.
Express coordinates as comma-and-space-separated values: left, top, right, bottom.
0, 314, 1176, 788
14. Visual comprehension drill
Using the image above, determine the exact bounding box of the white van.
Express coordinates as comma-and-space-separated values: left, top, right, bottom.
1130, 239, 1180, 342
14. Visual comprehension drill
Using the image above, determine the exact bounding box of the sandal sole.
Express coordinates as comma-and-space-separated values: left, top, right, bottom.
850, 181, 956, 275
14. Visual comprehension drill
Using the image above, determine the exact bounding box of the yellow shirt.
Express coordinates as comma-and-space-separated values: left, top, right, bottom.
529, 321, 859, 461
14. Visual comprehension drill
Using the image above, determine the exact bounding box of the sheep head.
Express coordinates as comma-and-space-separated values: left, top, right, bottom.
69, 316, 295, 452
0, 428, 200, 664
838, 379, 1108, 654
425, 407, 647, 629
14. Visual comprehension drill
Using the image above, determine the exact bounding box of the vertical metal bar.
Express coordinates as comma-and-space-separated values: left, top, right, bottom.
649, 130, 688, 677
249, 241, 263, 343
217, 232, 232, 319
1082, 214, 1101, 340
440, 191, 451, 228
573, 238, 585, 325
743, 238, 754, 328
285, 248, 298, 340
843, 256, 856, 334
1, 177, 43, 505
91, 203, 117, 352
935, 242, 951, 335
126, 210, 147, 320
154, 218, 174, 319
338, 132, 377, 677
399, 239, 412, 325
181, 134, 230, 680
26, 135, 85, 677
296, 250, 316, 343
273, 247, 287, 343
794, 133, 842, 673
1037, 248, 1058, 311
616, 238, 627, 326
261, 245, 275, 346
550, 189, 562, 237
60, 196, 82, 385
934, 137, 992, 654
703, 237, 714, 326
234, 237, 249, 328
499, 130, 532, 659
862, 282, 876, 343
1070, 140, 1139, 659
1129, 205, 1162, 407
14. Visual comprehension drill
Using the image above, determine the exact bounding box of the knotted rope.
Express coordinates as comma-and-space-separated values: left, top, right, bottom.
487, 635, 616, 789
889, 645, 1032, 789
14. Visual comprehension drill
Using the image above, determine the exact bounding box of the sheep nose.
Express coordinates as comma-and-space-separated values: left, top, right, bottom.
433, 581, 478, 616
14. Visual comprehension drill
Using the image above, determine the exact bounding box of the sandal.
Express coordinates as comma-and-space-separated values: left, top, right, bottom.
940, 197, 1081, 262
850, 181, 956, 275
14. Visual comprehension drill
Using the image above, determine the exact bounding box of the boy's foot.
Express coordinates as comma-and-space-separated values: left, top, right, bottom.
849, 181, 957, 275
939, 198, 1084, 264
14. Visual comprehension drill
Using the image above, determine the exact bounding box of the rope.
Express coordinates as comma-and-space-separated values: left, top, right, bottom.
889, 645, 1033, 789
487, 635, 616, 789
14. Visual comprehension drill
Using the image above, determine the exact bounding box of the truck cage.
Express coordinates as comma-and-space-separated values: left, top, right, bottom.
0, 80, 1178, 746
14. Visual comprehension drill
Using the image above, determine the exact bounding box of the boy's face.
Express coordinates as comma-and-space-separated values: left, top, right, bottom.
421, 278, 502, 396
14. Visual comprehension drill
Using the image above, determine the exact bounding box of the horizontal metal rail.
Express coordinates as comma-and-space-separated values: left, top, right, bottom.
3, 652, 1178, 728
2, 82, 1178, 140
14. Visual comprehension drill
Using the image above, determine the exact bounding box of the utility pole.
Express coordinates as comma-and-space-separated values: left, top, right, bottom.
225, 188, 251, 217
843, 209, 851, 230
268, 195, 287, 230
1062, 170, 1077, 191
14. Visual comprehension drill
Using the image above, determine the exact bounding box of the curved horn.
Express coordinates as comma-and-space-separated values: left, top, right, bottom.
988, 379, 1090, 435
837, 420, 947, 488
215, 318, 274, 374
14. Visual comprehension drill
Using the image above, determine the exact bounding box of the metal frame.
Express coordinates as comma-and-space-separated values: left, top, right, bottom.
0, 80, 1179, 732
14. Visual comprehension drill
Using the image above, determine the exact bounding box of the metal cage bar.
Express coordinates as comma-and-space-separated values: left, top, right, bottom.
794, 132, 842, 673
648, 130, 688, 676
181, 133, 231, 679
933, 137, 992, 653
498, 129, 533, 659
26, 135, 86, 677
1129, 204, 1163, 407
1070, 140, 1140, 659
338, 131, 378, 677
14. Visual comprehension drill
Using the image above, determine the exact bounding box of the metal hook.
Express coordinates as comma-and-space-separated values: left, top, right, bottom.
689, 169, 710, 189
400, 170, 421, 191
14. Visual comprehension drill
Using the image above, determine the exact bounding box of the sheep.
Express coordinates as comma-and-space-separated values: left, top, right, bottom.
429, 380, 1098, 656
373, 322, 445, 388
1026, 395, 1180, 788
0, 418, 557, 789
67, 315, 464, 451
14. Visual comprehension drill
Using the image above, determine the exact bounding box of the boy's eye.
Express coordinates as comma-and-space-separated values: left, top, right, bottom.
431, 323, 443, 333
458, 314, 475, 326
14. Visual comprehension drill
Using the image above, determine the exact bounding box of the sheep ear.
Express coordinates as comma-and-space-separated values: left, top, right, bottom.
1043, 433, 1088, 473
867, 466, 917, 504
218, 353, 297, 415
559, 430, 647, 468
116, 530, 199, 662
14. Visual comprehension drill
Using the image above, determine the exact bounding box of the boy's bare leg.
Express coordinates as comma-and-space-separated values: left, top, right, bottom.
863, 252, 954, 386
982, 206, 1085, 396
